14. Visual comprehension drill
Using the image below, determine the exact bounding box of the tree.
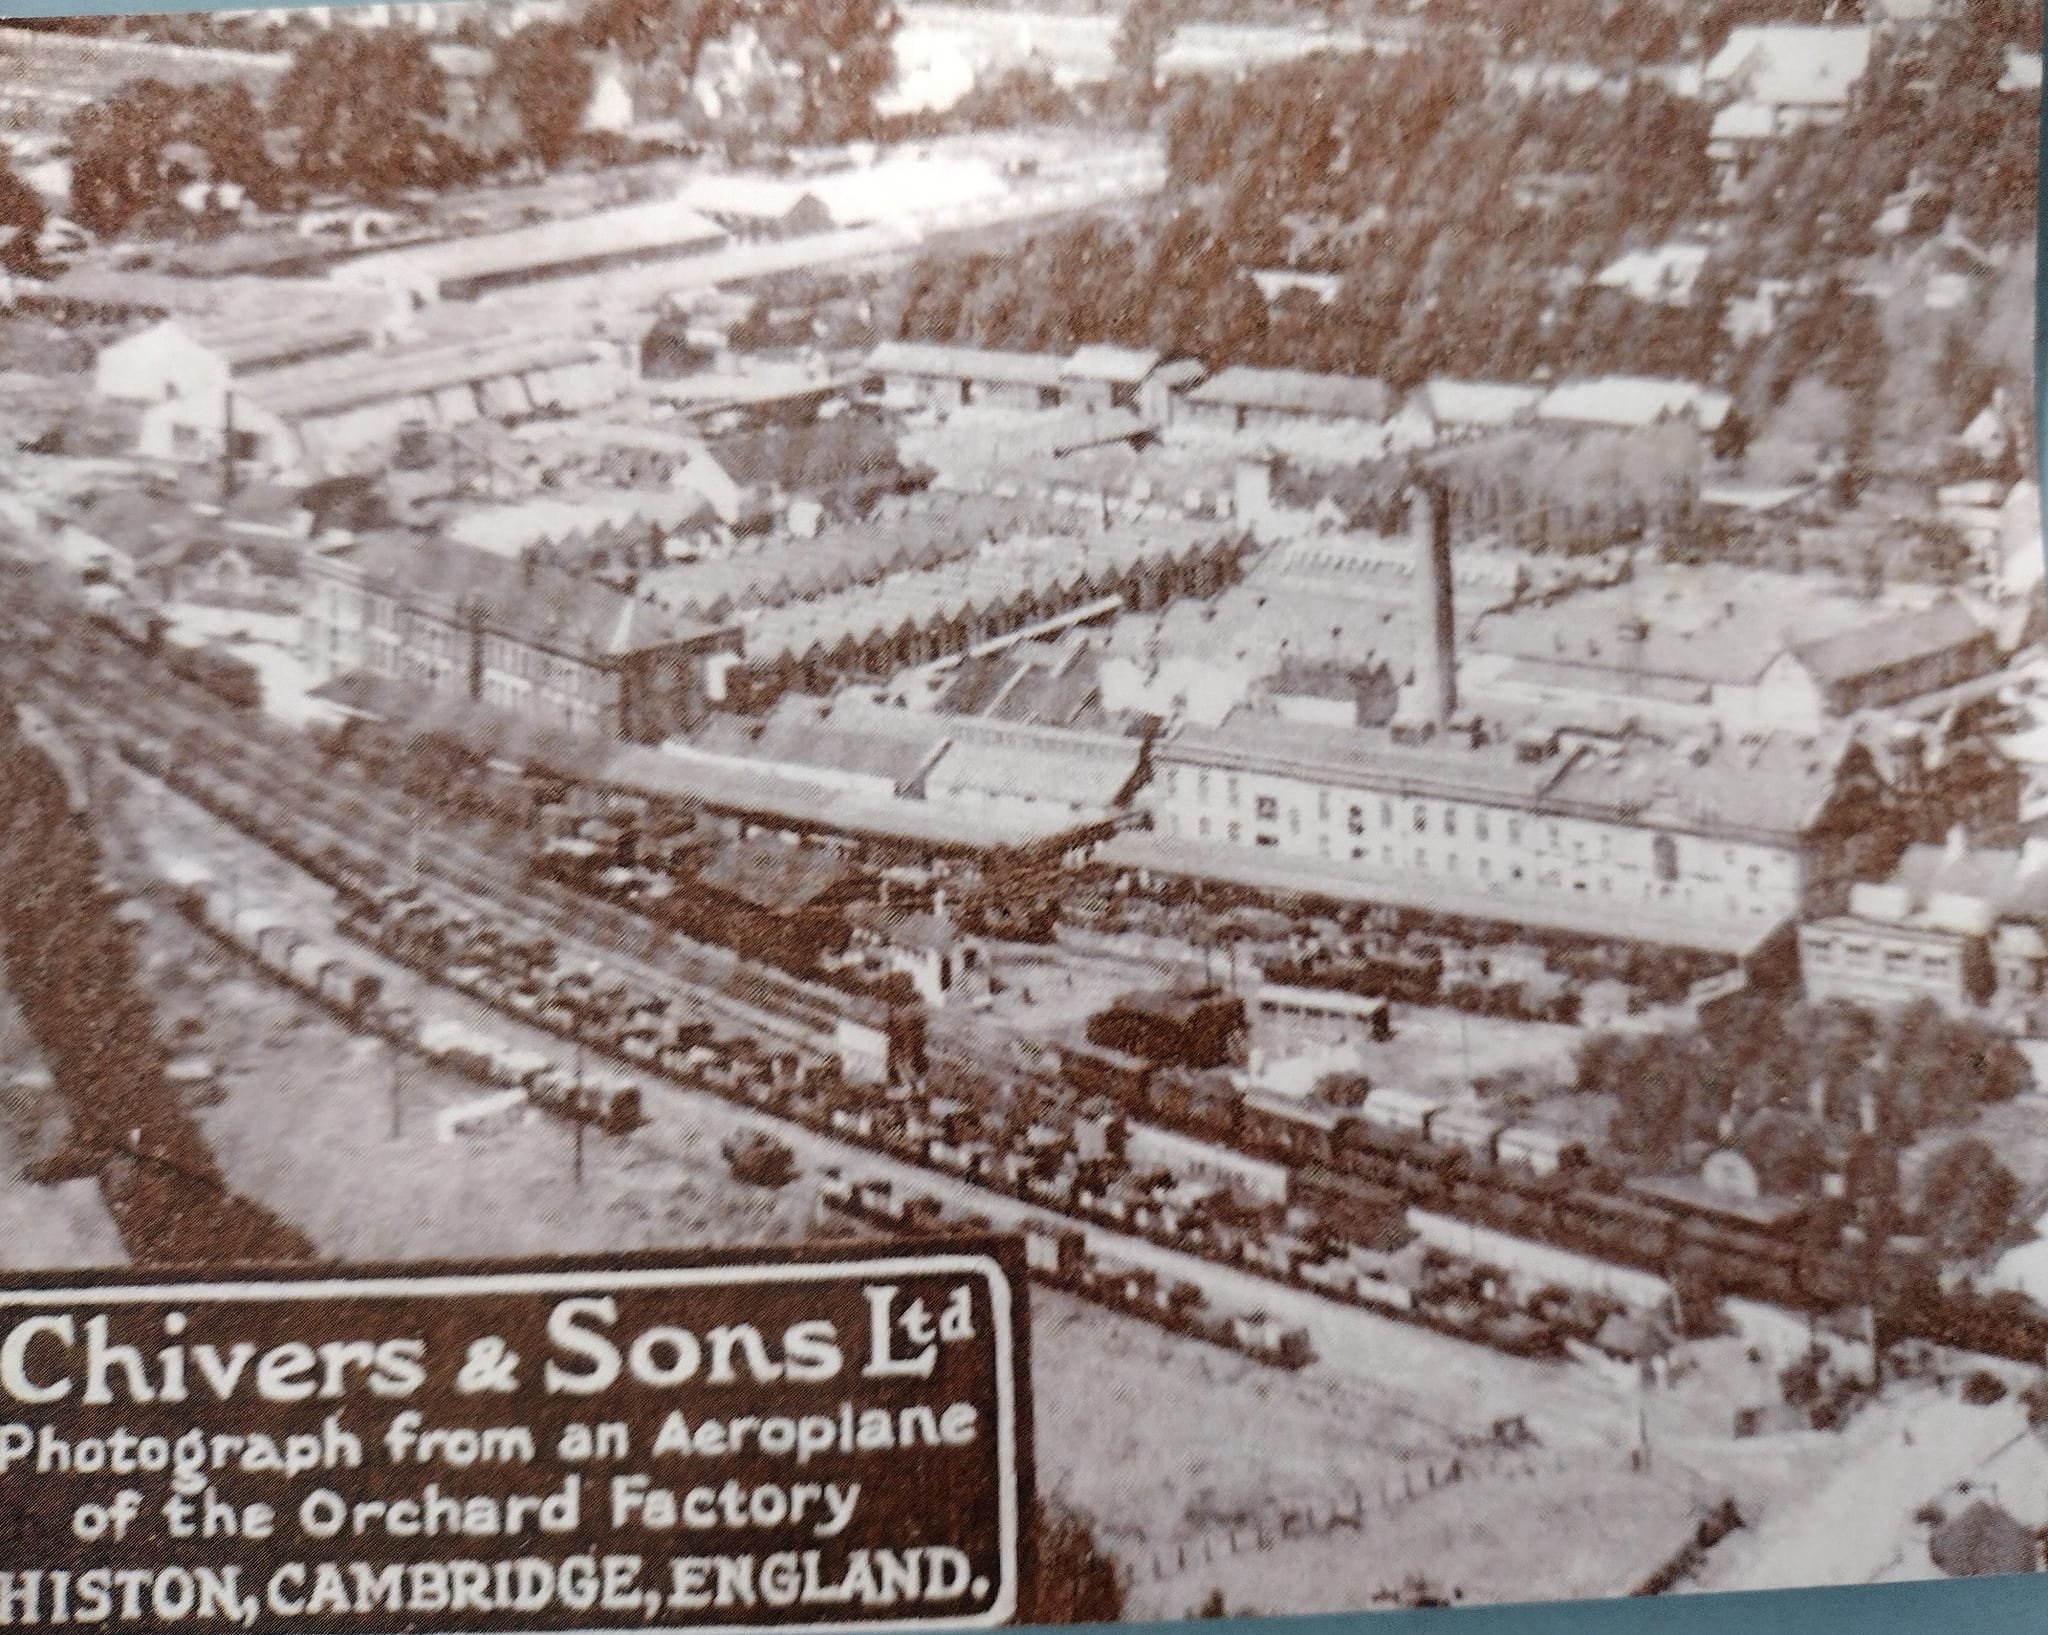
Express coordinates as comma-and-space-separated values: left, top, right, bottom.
273, 32, 458, 195
66, 79, 281, 237
1112, 0, 1174, 117
488, 23, 597, 168
755, 0, 902, 143
1711, 405, 1752, 466
1022, 1501, 1124, 1624
0, 157, 46, 273
1917, 1138, 2020, 1260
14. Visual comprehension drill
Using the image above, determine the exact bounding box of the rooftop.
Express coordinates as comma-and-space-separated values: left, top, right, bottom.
1536, 376, 1732, 432
1185, 366, 1393, 422
1063, 345, 1162, 385
329, 197, 728, 296
1157, 707, 1858, 842
866, 340, 1069, 390
1788, 599, 1991, 688
1704, 24, 1873, 108
311, 533, 729, 659
253, 332, 617, 424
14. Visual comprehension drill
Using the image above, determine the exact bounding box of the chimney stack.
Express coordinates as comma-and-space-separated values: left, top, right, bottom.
1407, 479, 1456, 725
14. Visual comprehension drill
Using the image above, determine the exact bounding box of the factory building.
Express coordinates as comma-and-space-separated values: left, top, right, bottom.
300, 533, 738, 742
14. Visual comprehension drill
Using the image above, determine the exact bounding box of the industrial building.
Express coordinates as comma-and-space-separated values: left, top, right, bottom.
300, 533, 738, 741
326, 198, 729, 305
1112, 490, 1905, 955
133, 332, 633, 475
1798, 835, 2048, 1018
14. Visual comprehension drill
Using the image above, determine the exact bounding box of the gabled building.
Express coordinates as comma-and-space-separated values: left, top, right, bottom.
1175, 366, 1393, 438
300, 533, 738, 742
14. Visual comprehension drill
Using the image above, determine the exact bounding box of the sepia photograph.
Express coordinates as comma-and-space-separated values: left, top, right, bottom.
0, 0, 2041, 1619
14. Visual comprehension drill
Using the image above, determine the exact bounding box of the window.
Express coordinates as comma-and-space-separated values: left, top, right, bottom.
1412, 805, 1428, 833
1380, 800, 1394, 830
1228, 822, 1241, 844
1474, 814, 1489, 843
1255, 795, 1279, 822
1507, 818, 1522, 846
1413, 846, 1428, 869
1443, 808, 1457, 837
1227, 777, 1241, 807
1165, 768, 1180, 796
1317, 791, 1331, 823
1256, 834, 1278, 848
1199, 817, 1211, 838
1288, 808, 1301, 836
1652, 834, 1679, 883
1348, 805, 1365, 837
1198, 772, 1210, 803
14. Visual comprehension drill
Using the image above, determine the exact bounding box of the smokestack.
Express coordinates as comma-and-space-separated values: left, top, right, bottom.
1407, 479, 1455, 724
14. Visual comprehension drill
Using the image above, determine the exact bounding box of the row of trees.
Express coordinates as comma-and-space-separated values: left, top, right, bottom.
0, 689, 315, 1265
1578, 995, 2029, 1258
34, 0, 902, 241
890, 9, 2035, 443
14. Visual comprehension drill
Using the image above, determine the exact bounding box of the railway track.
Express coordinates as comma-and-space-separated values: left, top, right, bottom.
36, 672, 875, 1066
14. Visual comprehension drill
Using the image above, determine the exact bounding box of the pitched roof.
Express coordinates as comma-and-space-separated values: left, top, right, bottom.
1416, 379, 1543, 427
1063, 345, 1161, 385
1536, 376, 1732, 431
330, 198, 727, 296
865, 340, 1069, 389
1788, 600, 1991, 687
1186, 366, 1392, 422
1704, 24, 1872, 107
312, 534, 728, 658
256, 333, 615, 423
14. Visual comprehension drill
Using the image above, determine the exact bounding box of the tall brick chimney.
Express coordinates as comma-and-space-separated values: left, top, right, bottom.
1407, 479, 1456, 725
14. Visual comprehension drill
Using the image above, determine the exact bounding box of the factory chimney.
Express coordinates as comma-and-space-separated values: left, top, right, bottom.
1406, 478, 1456, 725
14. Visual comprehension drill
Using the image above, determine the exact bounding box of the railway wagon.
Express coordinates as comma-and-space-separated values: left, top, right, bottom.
287, 941, 339, 994
255, 922, 302, 970
165, 642, 261, 710
318, 959, 383, 1015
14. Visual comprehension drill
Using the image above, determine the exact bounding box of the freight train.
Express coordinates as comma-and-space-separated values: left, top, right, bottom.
1054, 1031, 1828, 1309
160, 864, 644, 1135
86, 594, 261, 710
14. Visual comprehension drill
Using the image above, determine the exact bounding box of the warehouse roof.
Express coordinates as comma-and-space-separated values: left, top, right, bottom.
330, 198, 728, 296
1788, 599, 1991, 688
586, 742, 1106, 855
1063, 345, 1161, 385
1186, 366, 1392, 422
254, 333, 614, 423
866, 340, 1069, 389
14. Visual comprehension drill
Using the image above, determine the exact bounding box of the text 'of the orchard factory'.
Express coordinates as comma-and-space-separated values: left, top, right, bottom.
0, 1244, 1029, 1633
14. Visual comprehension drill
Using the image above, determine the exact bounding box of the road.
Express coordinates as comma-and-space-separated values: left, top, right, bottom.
1685, 1391, 2029, 1592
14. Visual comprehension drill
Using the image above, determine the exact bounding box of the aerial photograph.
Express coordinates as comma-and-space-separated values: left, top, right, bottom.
0, 0, 2042, 1616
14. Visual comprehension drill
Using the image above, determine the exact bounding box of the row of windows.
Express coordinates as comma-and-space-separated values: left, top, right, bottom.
1183, 815, 1772, 906
1179, 777, 1693, 884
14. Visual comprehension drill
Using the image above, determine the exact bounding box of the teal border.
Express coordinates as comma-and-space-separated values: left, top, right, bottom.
0, 0, 2044, 1628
